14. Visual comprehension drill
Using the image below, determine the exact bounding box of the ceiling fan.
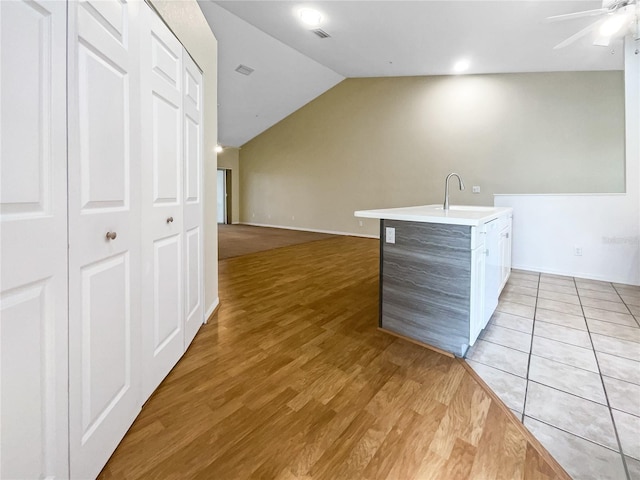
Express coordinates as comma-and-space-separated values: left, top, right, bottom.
548, 0, 639, 49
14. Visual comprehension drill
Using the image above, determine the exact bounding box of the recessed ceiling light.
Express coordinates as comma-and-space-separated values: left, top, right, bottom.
299, 8, 322, 27
453, 59, 470, 73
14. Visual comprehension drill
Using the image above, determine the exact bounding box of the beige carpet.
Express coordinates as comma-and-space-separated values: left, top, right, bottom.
218, 224, 337, 260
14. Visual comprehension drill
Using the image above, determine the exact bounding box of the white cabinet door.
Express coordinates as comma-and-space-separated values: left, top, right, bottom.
483, 219, 501, 327
0, 1, 68, 477
182, 52, 204, 349
140, 3, 185, 401
499, 221, 512, 292
67, 1, 142, 478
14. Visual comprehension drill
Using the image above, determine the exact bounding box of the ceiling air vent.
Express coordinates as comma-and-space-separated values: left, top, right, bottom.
311, 28, 331, 39
235, 64, 254, 76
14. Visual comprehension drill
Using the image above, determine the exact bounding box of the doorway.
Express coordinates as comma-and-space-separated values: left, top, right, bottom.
217, 168, 232, 224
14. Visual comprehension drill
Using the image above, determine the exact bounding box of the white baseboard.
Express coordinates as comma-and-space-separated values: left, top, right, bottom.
512, 264, 640, 287
239, 222, 379, 239
204, 297, 220, 323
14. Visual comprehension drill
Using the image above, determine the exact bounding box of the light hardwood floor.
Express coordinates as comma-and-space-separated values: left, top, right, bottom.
99, 235, 569, 479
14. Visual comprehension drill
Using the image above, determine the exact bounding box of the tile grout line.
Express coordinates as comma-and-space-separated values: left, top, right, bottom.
520, 272, 540, 424
585, 317, 640, 330
493, 307, 536, 321
525, 415, 625, 454
466, 355, 527, 380
485, 321, 532, 335
588, 329, 640, 345
525, 378, 608, 407
575, 277, 631, 480
475, 337, 530, 354
578, 290, 640, 341
612, 283, 640, 329
593, 348, 640, 364
527, 352, 600, 375
534, 318, 594, 334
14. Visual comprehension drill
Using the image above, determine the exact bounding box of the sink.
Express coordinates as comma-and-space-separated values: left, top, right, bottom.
432, 205, 496, 212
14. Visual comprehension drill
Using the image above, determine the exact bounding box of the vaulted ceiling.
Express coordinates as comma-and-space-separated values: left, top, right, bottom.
198, 1, 624, 147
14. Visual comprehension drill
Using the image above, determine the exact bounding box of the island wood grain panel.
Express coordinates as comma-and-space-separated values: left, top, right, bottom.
98, 234, 569, 480
381, 220, 472, 356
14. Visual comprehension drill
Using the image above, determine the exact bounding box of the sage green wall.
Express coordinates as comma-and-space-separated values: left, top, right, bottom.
240, 71, 624, 237
217, 147, 240, 224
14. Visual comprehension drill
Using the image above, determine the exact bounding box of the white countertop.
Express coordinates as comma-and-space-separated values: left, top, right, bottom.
354, 204, 513, 227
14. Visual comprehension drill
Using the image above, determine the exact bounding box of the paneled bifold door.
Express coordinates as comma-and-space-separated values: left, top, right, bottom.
140, 4, 186, 401
0, 1, 69, 478
140, 5, 204, 401
1, 1, 205, 478
182, 50, 204, 351
67, 1, 143, 478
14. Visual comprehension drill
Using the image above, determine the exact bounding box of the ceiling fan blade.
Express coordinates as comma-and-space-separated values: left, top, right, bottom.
547, 8, 608, 22
553, 20, 601, 49
593, 35, 612, 46
593, 6, 636, 45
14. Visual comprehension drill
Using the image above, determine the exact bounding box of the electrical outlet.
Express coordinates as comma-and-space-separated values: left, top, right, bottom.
292, 215, 295, 221
574, 246, 583, 256
385, 227, 396, 244
358, 220, 363, 227
472, 186, 481, 194
252, 212, 255, 218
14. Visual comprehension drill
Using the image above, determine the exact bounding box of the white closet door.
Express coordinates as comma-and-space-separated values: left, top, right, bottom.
140, 4, 185, 400
182, 52, 204, 349
0, 1, 68, 478
67, 1, 142, 478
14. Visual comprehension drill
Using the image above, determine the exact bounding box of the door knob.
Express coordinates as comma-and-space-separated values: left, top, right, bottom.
106, 231, 117, 240
167, 217, 174, 224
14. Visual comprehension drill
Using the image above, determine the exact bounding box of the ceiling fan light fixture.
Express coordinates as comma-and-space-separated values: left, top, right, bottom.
299, 8, 323, 27
599, 13, 628, 36
453, 59, 470, 73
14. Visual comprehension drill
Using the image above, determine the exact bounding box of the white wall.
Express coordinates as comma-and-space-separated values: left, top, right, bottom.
495, 40, 640, 286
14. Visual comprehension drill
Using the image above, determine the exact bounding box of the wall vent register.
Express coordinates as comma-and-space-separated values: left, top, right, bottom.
235, 64, 255, 76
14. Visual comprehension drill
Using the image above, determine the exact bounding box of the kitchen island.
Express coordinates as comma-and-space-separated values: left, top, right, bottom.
355, 205, 513, 357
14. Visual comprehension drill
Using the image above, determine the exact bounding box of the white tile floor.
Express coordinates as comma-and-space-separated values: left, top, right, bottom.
465, 270, 640, 480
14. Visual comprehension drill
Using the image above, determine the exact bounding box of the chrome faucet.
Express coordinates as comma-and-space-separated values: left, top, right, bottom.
443, 173, 465, 210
